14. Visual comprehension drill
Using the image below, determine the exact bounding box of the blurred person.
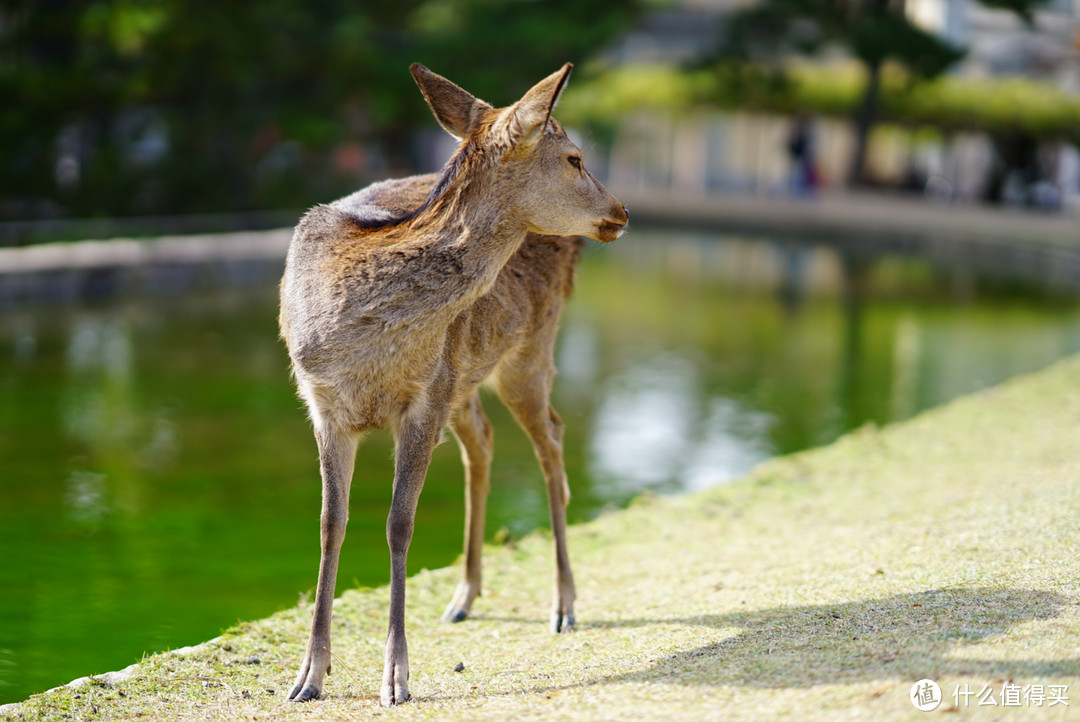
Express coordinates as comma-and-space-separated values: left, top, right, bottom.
786, 114, 819, 197
1058, 143, 1080, 210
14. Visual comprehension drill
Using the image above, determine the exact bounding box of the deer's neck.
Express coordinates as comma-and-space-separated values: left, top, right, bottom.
350, 168, 528, 333
409, 172, 528, 299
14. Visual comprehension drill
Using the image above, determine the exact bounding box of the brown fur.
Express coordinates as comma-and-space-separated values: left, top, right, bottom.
279, 63, 626, 706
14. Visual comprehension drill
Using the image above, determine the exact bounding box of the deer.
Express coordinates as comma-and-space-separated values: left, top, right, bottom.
278, 62, 628, 706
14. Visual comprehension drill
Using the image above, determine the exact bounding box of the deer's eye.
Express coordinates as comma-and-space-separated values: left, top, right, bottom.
567, 156, 582, 170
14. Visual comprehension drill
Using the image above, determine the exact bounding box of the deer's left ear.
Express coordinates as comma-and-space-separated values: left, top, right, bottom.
501, 63, 573, 144
411, 63, 493, 140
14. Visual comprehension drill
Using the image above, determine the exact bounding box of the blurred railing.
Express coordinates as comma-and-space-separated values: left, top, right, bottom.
0, 211, 300, 248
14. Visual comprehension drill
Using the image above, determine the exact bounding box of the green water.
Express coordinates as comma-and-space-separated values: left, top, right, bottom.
3, 228, 1080, 704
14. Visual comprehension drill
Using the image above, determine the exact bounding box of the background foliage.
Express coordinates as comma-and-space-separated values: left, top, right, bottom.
1, 0, 644, 221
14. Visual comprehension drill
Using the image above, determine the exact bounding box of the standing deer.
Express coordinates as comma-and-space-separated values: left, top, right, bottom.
279, 62, 627, 706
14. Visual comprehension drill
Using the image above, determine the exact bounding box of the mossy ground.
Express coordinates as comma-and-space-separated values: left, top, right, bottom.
6, 356, 1080, 720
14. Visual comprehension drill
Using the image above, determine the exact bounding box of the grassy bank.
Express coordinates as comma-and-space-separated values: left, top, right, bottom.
6, 354, 1080, 721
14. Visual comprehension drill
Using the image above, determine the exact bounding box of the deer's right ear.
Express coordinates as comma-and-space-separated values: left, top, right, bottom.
498, 63, 572, 145
410, 64, 493, 140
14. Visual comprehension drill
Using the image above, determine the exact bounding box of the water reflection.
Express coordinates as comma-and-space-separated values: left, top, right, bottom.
586, 350, 773, 494
590, 352, 700, 492
554, 319, 600, 391
891, 314, 922, 421
65, 317, 132, 377
10, 317, 37, 362
684, 396, 773, 490
58, 314, 181, 522
63, 470, 109, 526
565, 228, 1080, 490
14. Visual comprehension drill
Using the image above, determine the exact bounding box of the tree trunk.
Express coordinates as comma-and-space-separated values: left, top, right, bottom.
848, 57, 883, 187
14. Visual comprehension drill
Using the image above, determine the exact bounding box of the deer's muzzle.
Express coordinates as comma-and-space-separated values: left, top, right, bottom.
595, 204, 629, 243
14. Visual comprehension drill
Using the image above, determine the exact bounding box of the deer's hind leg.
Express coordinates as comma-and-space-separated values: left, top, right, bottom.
289, 421, 360, 702
494, 360, 575, 634
443, 390, 494, 623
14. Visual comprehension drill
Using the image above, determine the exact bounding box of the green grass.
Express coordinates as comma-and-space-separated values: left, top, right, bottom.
6, 354, 1080, 720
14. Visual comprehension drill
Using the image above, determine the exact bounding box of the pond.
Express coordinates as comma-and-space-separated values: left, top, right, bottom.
3, 227, 1080, 704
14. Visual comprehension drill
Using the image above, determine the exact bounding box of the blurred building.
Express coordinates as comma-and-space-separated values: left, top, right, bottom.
597, 0, 1080, 210
909, 0, 1080, 90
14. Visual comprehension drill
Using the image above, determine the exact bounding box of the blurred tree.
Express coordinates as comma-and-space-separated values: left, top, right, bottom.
709, 0, 1042, 185
0, 0, 644, 223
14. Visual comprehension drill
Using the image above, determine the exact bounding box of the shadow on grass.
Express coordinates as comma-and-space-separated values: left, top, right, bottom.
561, 587, 1077, 690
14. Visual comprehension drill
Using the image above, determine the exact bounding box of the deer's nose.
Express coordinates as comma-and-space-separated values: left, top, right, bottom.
614, 204, 629, 225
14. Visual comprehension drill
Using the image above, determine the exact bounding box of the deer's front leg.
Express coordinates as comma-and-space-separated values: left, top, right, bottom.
382, 412, 440, 706
289, 426, 359, 702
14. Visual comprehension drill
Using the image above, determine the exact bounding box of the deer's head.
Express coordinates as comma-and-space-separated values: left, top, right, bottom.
411, 63, 628, 243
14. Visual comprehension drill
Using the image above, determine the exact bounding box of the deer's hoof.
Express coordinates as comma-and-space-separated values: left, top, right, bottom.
288, 683, 320, 703
381, 654, 411, 707
380, 681, 411, 707
442, 582, 478, 624
287, 654, 328, 702
442, 607, 468, 623
550, 612, 575, 634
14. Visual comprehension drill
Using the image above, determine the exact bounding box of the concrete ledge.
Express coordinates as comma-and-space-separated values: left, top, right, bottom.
614, 188, 1080, 289
614, 189, 1080, 248
0, 229, 292, 274
0, 229, 292, 306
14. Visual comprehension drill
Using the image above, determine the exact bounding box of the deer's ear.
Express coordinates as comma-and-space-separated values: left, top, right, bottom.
502, 63, 573, 144
410, 63, 493, 140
